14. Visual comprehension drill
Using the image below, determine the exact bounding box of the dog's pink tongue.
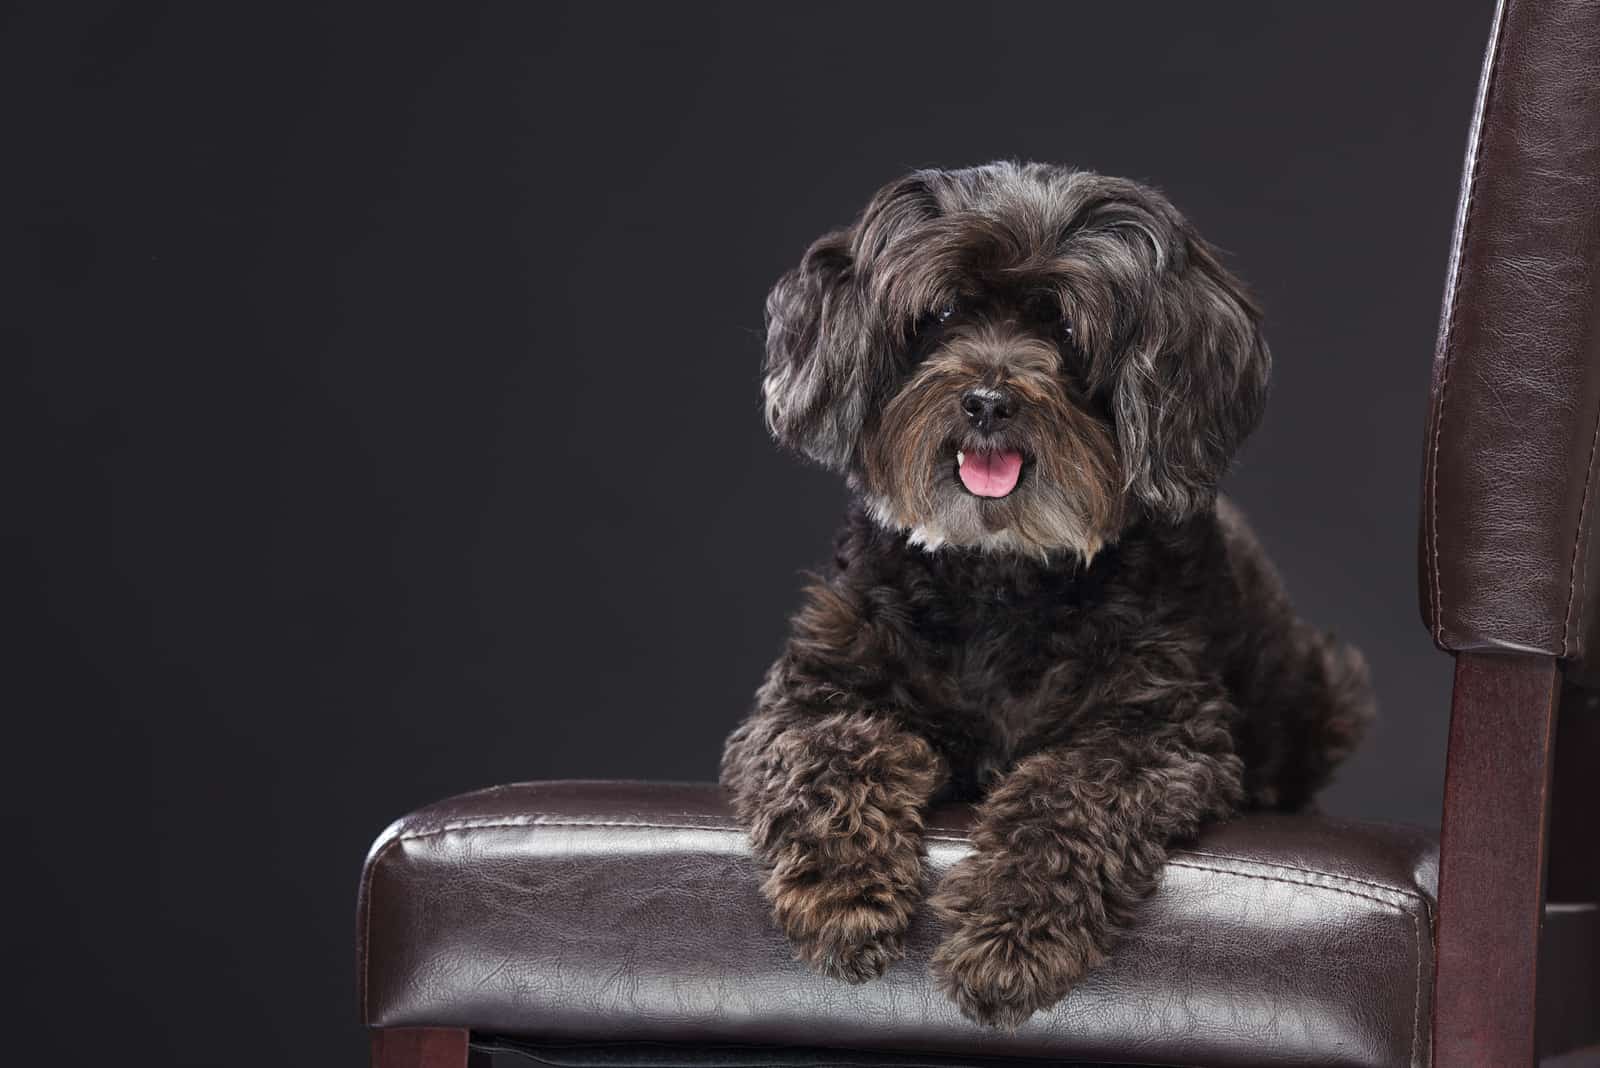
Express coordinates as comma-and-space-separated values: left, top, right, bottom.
959, 449, 1024, 497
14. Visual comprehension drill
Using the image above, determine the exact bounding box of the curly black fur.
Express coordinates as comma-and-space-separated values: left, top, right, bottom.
721, 162, 1373, 1028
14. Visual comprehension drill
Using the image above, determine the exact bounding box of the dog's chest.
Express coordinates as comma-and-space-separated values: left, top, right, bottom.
929, 579, 1097, 783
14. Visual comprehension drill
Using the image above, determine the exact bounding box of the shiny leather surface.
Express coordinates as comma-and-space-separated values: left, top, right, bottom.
1419, 0, 1600, 662
359, 781, 1438, 1068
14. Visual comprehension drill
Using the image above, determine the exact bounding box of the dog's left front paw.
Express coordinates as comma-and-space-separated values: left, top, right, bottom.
928, 856, 1105, 1029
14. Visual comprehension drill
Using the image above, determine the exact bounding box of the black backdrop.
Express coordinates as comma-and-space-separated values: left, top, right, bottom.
12, 3, 1493, 1065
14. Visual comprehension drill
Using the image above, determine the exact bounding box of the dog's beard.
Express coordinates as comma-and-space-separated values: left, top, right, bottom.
861, 350, 1125, 562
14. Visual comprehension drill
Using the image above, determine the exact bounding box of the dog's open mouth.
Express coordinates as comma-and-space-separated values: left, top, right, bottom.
956, 448, 1026, 498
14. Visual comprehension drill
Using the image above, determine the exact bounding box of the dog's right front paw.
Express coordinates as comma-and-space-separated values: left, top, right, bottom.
730, 713, 944, 982
767, 867, 919, 983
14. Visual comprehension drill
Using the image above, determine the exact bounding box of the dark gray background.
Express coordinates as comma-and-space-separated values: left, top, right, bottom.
12, 2, 1493, 1064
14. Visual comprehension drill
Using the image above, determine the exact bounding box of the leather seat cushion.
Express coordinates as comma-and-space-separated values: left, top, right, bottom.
358, 781, 1439, 1068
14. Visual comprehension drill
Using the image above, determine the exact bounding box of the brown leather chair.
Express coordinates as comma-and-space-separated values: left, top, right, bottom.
356, 2, 1599, 1064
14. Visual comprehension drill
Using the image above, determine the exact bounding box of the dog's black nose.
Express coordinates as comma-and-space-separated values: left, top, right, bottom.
961, 388, 1014, 432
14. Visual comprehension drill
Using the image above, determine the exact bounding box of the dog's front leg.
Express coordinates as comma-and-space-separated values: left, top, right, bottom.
930, 698, 1244, 1028
721, 709, 947, 982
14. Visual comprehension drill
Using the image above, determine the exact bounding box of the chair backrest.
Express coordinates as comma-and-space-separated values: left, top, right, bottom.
1419, 0, 1600, 676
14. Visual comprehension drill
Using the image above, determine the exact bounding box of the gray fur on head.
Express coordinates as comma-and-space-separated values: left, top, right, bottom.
761, 161, 1269, 551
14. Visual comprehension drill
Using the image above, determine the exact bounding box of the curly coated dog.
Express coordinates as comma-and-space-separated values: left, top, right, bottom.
720, 161, 1374, 1028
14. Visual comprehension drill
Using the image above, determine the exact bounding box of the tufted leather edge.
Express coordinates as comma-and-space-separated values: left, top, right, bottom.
1419, 0, 1600, 663
358, 781, 1438, 1068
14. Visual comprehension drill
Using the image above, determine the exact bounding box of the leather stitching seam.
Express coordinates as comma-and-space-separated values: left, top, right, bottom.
1428, 0, 1509, 648
1172, 845, 1425, 903
399, 815, 736, 834
379, 817, 1431, 904
1164, 859, 1426, 916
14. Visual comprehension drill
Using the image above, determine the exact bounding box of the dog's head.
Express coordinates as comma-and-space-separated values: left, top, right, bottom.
762, 161, 1268, 559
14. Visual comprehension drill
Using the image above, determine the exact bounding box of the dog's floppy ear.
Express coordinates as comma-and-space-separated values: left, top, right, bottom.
761, 228, 877, 470
1112, 229, 1270, 522
762, 173, 936, 470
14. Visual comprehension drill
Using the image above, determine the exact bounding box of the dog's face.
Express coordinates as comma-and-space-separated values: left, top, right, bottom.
762, 162, 1269, 559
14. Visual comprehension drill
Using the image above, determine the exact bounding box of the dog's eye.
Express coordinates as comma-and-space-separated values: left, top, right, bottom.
1024, 294, 1076, 345
935, 300, 960, 324
1024, 293, 1059, 324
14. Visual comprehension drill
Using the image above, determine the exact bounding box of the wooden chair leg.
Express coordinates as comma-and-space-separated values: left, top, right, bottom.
370, 1027, 490, 1068
1432, 652, 1562, 1068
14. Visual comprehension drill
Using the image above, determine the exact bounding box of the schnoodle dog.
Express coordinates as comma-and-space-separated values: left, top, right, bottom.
721, 161, 1373, 1028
